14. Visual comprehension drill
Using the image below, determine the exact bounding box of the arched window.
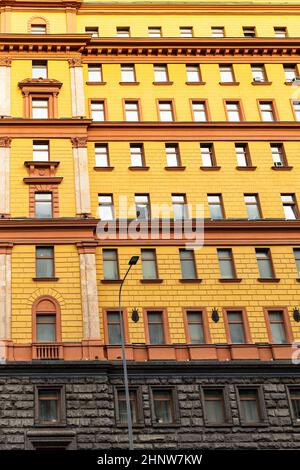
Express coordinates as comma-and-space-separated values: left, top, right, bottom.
28, 17, 49, 34
33, 297, 61, 343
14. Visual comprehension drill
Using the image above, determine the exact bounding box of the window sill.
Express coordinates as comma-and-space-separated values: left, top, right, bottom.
119, 81, 140, 86
34, 422, 67, 428
257, 278, 280, 283
179, 278, 202, 283
32, 277, 59, 282
236, 166, 257, 171
239, 422, 268, 428
94, 166, 114, 171
200, 166, 221, 171
271, 166, 293, 171
219, 278, 242, 283
128, 166, 150, 171
251, 81, 272, 86
86, 81, 107, 85
185, 81, 206, 85
219, 81, 240, 86
285, 81, 295, 85
152, 81, 173, 85
164, 166, 186, 171
116, 422, 145, 428
152, 422, 181, 428
204, 423, 233, 428
101, 279, 122, 284
140, 279, 163, 284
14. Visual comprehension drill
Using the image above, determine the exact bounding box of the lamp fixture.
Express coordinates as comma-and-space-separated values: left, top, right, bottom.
211, 307, 220, 323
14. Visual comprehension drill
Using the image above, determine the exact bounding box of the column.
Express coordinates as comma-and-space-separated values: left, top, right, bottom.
0, 7, 12, 33
71, 137, 91, 216
0, 137, 11, 216
68, 58, 85, 117
0, 57, 11, 116
65, 7, 77, 33
0, 243, 12, 341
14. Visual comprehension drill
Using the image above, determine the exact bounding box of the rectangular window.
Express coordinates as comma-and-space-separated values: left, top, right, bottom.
125, 101, 140, 122
225, 101, 241, 122
148, 27, 162, 37
288, 388, 300, 422
243, 26, 256, 37
186, 311, 204, 343
172, 194, 188, 220
165, 144, 180, 167
179, 249, 197, 280
154, 64, 168, 82
88, 64, 102, 82
220, 65, 235, 83
36, 388, 63, 424
211, 27, 225, 37
98, 194, 114, 220
274, 26, 287, 37
35, 193, 52, 218
244, 194, 261, 219
200, 144, 215, 167
135, 194, 150, 219
147, 311, 165, 345
256, 248, 275, 279
270, 143, 286, 167
284, 65, 297, 82
36, 246, 54, 278
117, 27, 130, 37
294, 249, 300, 277
238, 388, 262, 424
217, 248, 235, 279
152, 389, 176, 424
95, 144, 109, 167
259, 101, 276, 122
235, 143, 250, 167
130, 144, 145, 167
91, 101, 105, 121
32, 99, 48, 119
32, 60, 47, 79
251, 65, 266, 82
107, 311, 122, 344
281, 194, 298, 220
203, 389, 227, 425
31, 24, 46, 34
292, 100, 300, 121
103, 249, 119, 280
192, 101, 207, 122
208, 194, 224, 219
85, 26, 99, 37
116, 388, 140, 424
226, 311, 246, 344
36, 314, 56, 342
267, 310, 287, 343
33, 140, 49, 162
141, 249, 158, 280
180, 26, 193, 37
186, 65, 201, 82
121, 64, 136, 82
158, 101, 174, 122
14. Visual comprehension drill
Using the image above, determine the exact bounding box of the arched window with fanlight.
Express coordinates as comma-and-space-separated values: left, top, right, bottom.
32, 297, 61, 343
28, 17, 49, 34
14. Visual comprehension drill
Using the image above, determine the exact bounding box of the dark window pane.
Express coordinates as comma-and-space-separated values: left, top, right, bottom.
153, 390, 173, 424
148, 312, 165, 344
36, 315, 56, 342
38, 390, 60, 423
118, 390, 138, 424
239, 390, 260, 423
290, 389, 300, 420
204, 390, 225, 424
107, 312, 122, 344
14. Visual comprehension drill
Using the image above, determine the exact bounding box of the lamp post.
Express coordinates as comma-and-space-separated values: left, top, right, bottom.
118, 255, 139, 450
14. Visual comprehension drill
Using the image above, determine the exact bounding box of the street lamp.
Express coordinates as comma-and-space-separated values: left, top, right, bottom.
118, 255, 139, 450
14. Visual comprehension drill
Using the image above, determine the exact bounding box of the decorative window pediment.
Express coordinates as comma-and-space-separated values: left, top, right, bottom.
18, 78, 62, 118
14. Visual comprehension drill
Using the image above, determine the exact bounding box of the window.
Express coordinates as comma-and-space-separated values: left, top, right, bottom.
244, 194, 261, 219
98, 194, 114, 220
121, 64, 136, 82
124, 101, 140, 121
186, 310, 205, 343
238, 388, 263, 424
116, 388, 142, 425
274, 27, 287, 37
148, 27, 162, 37
179, 249, 197, 280
294, 249, 300, 277
158, 101, 174, 121
192, 101, 208, 122
270, 143, 286, 167
95, 144, 109, 167
259, 101, 276, 122
33, 141, 49, 162
186, 65, 201, 83
180, 27, 193, 37
202, 388, 227, 425
243, 26, 256, 37
172, 194, 188, 220
235, 144, 251, 167
32, 99, 48, 119
35, 193, 52, 218
226, 311, 246, 344
36, 313, 56, 342
284, 65, 297, 82
146, 311, 165, 345
135, 194, 150, 219
267, 310, 287, 343
225, 101, 242, 121
219, 65, 235, 83
251, 65, 266, 82
255, 248, 275, 279
91, 101, 105, 121
200, 144, 215, 167
292, 100, 300, 121
103, 249, 119, 280
152, 389, 177, 424
88, 64, 102, 82
208, 194, 224, 219
288, 388, 300, 422
165, 144, 180, 167
281, 194, 298, 220
31, 24, 47, 34
85, 27, 99, 37
117, 27, 130, 37
36, 387, 64, 425
36, 246, 54, 279
211, 27, 225, 37
107, 311, 122, 344
130, 144, 145, 167
154, 64, 168, 82
32, 60, 47, 79
141, 249, 158, 280
217, 249, 236, 279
